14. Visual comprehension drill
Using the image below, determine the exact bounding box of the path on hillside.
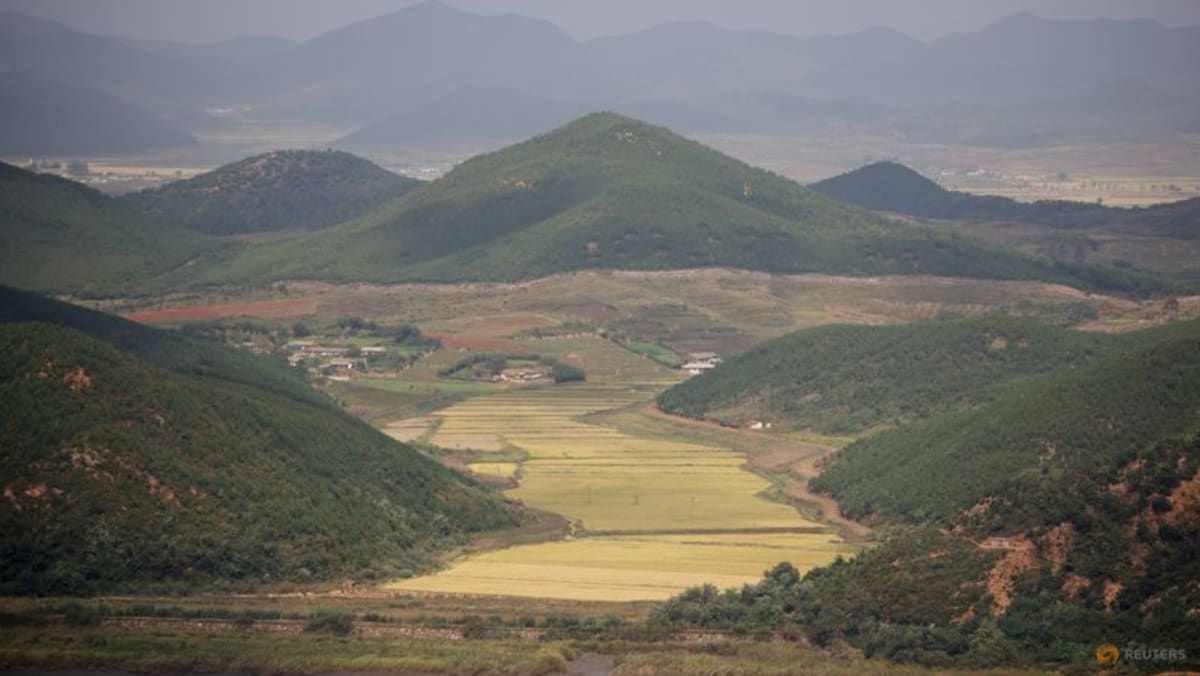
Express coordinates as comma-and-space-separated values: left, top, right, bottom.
639, 404, 872, 539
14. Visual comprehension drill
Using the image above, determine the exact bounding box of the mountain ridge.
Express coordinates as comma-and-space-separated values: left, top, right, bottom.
119, 149, 420, 235
184, 113, 1096, 290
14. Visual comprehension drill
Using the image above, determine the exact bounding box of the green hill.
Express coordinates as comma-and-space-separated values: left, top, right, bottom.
0, 162, 225, 295
120, 150, 420, 235
190, 113, 1102, 288
0, 286, 525, 594
654, 318, 1200, 668
657, 317, 1118, 434
812, 161, 1200, 239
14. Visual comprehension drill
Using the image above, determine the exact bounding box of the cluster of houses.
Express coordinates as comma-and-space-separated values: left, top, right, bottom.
680, 352, 722, 376
286, 341, 387, 379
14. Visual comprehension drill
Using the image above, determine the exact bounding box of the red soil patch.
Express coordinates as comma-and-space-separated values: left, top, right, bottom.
428, 333, 518, 351
462, 313, 557, 337
122, 298, 318, 324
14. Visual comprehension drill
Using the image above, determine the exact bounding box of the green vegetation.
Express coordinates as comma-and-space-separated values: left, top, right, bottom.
813, 319, 1200, 522
659, 317, 1117, 433
657, 318, 1200, 669
619, 339, 683, 367
439, 352, 585, 383
0, 286, 526, 594
180, 114, 1124, 291
0, 624, 574, 675
120, 150, 420, 235
0, 162, 225, 294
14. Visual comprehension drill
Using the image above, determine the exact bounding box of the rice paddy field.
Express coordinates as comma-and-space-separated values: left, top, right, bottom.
107, 269, 1191, 604
390, 387, 855, 601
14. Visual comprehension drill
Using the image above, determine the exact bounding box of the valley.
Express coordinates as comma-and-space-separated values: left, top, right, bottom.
91, 269, 1194, 608
4, 4, 1200, 663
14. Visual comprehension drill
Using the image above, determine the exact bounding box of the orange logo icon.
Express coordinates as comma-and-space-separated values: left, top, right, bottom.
1097, 644, 1120, 665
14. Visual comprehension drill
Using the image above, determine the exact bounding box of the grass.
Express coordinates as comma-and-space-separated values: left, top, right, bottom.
0, 625, 572, 675
608, 643, 1049, 675
470, 462, 519, 478
621, 339, 683, 367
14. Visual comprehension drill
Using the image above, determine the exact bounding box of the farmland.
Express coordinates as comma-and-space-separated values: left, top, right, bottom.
102, 270, 1198, 605
389, 386, 854, 600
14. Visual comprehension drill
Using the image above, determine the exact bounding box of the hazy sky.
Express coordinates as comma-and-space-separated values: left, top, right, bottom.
3, 0, 1199, 43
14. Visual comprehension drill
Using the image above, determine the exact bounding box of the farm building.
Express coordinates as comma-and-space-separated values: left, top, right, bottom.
681, 361, 718, 376
297, 344, 352, 356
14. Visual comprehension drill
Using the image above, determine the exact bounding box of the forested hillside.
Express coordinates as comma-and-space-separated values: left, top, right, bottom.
655, 318, 1200, 668
121, 150, 420, 235
0, 162, 224, 294
0, 287, 526, 594
658, 317, 1118, 434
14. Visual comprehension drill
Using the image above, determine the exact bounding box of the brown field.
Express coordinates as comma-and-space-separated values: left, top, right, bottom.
122, 297, 318, 324
99, 269, 1191, 355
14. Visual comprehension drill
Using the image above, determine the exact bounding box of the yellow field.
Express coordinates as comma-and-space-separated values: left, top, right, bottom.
389, 385, 851, 600
470, 462, 518, 478
389, 533, 853, 601
381, 416, 435, 442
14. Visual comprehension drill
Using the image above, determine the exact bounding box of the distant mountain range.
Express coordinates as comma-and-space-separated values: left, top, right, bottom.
120, 150, 420, 235
812, 161, 1200, 239
0, 286, 525, 594
0, 74, 195, 155
1, 2, 1197, 154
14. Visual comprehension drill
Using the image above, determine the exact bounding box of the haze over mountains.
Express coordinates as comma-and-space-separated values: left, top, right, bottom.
2, 1, 1198, 155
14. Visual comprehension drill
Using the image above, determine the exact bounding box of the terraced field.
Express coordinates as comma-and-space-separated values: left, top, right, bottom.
391, 387, 855, 600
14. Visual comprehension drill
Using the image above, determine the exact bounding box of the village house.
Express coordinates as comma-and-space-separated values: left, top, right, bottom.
681, 352, 722, 375
681, 361, 718, 376
325, 358, 360, 372
296, 344, 352, 357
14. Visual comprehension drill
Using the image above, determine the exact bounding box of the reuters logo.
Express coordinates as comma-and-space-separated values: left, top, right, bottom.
1097, 644, 1120, 665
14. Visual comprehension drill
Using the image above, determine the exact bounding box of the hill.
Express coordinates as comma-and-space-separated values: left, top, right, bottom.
654, 318, 1200, 667
812, 161, 1200, 239
0, 286, 525, 594
120, 150, 420, 235
657, 317, 1118, 435
0, 74, 194, 155
0, 162, 224, 294
193, 113, 1110, 289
